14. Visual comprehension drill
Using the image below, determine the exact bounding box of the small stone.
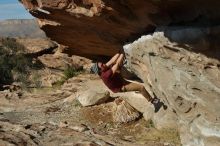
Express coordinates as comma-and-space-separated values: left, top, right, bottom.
69, 124, 89, 132
124, 135, 133, 140
74, 141, 100, 146
59, 122, 68, 128
164, 142, 171, 146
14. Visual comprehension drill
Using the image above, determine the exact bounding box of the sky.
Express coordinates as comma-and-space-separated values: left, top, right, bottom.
0, 0, 33, 20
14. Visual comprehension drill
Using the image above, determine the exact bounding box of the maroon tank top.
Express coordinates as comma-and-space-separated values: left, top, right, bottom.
100, 67, 124, 93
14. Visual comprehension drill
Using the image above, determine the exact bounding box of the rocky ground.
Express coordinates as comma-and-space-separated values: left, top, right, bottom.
0, 73, 180, 146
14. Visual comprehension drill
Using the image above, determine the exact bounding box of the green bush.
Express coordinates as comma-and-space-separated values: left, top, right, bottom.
0, 55, 13, 84
63, 67, 79, 79
2, 38, 25, 54
32, 72, 42, 88
146, 119, 155, 128
0, 38, 42, 86
53, 66, 83, 86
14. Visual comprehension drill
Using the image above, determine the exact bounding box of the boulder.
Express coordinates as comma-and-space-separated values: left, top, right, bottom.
17, 38, 57, 54
124, 31, 220, 146
119, 91, 178, 129
77, 88, 110, 107
38, 52, 92, 70
75, 79, 110, 106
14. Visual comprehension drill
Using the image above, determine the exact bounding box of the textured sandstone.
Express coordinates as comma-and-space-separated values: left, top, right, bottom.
17, 38, 57, 54
118, 92, 178, 129
20, 0, 220, 59
124, 32, 220, 146
38, 52, 92, 70
77, 87, 110, 107
20, 0, 157, 58
75, 79, 110, 106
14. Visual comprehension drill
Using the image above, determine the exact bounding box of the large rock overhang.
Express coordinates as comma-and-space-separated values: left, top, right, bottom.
19, 0, 220, 60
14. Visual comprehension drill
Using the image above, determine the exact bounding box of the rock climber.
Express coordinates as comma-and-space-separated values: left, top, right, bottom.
90, 52, 164, 111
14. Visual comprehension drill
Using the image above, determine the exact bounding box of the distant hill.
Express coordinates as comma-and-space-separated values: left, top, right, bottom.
0, 19, 46, 38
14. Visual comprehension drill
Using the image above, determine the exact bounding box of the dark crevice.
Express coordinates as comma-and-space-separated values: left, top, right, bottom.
124, 25, 156, 44
25, 125, 32, 129
25, 45, 57, 58
74, 0, 93, 9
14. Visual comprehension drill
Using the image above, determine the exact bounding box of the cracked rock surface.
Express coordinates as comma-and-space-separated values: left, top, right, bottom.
124, 32, 220, 146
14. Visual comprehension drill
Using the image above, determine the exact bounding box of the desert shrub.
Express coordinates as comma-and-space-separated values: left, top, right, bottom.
2, 38, 25, 54
0, 48, 13, 84
8, 54, 32, 73
64, 67, 77, 79
53, 66, 84, 86
63, 66, 84, 80
31, 72, 42, 88
146, 119, 155, 128
16, 73, 30, 90
0, 55, 13, 84
0, 38, 42, 86
53, 79, 66, 87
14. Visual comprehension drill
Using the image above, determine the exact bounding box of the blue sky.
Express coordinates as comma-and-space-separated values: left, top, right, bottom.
0, 0, 33, 20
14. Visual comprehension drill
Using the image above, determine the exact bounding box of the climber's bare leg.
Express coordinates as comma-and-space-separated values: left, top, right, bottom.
121, 82, 153, 102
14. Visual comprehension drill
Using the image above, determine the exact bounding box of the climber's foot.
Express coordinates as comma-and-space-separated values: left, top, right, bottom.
151, 98, 166, 113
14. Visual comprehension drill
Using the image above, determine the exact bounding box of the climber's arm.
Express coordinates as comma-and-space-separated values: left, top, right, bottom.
111, 54, 124, 74
106, 53, 120, 67
111, 63, 120, 75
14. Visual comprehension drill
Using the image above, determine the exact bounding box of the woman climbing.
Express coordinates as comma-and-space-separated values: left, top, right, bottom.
90, 52, 165, 112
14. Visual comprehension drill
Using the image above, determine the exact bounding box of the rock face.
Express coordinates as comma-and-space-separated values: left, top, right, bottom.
19, 0, 156, 58
20, 0, 220, 59
17, 38, 57, 54
124, 32, 220, 146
